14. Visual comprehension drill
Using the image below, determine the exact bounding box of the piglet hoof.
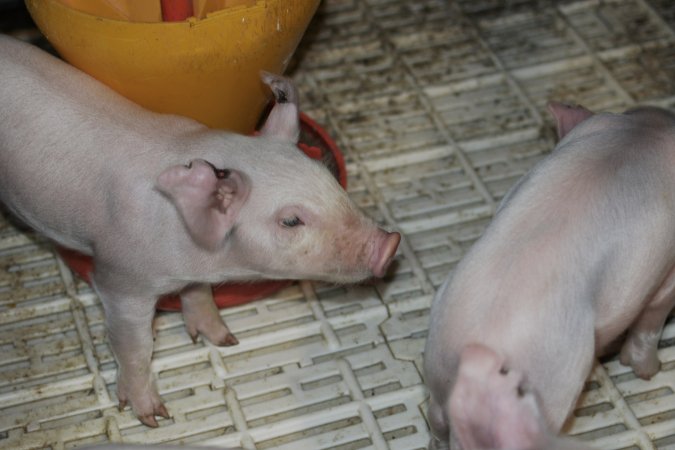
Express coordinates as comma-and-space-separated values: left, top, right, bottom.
138, 404, 171, 428
180, 285, 240, 348
190, 324, 238, 346
118, 399, 166, 428
188, 327, 239, 346
186, 322, 239, 346
117, 380, 171, 427
636, 364, 660, 381
135, 402, 171, 428
620, 351, 661, 380
619, 343, 661, 380
218, 332, 239, 347
184, 314, 239, 347
139, 414, 159, 428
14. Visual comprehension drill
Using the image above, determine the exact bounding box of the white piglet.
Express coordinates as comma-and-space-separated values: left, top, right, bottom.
424, 102, 675, 448
0, 36, 400, 427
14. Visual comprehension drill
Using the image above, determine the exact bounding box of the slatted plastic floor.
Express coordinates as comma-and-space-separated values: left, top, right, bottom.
1, 0, 675, 448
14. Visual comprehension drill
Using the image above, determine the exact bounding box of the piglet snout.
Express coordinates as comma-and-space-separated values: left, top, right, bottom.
370, 231, 401, 277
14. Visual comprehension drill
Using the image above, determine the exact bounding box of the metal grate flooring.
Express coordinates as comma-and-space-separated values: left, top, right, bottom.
1, 0, 675, 448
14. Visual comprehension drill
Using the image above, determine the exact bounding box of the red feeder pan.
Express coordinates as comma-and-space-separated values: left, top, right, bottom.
57, 112, 347, 311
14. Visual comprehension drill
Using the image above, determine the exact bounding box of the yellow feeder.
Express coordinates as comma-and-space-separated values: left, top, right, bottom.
25, 0, 320, 133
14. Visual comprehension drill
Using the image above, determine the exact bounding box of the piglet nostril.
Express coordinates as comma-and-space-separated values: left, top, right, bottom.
371, 231, 400, 277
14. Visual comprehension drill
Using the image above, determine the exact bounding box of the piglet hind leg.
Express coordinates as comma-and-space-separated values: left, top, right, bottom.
619, 265, 675, 379
93, 279, 170, 427
180, 283, 238, 346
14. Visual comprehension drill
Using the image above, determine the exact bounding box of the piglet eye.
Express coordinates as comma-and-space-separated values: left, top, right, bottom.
281, 216, 304, 228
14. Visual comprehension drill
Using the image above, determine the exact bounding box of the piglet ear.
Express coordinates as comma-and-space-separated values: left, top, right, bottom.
547, 101, 594, 140
259, 71, 300, 143
157, 160, 249, 250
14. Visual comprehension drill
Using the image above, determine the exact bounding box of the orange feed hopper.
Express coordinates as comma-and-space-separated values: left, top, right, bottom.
26, 0, 320, 133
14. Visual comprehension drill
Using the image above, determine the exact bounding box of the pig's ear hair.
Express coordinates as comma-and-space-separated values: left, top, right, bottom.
156, 160, 249, 250
258, 71, 300, 143
547, 101, 594, 140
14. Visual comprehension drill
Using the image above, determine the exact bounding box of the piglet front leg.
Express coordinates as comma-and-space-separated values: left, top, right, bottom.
180, 283, 238, 346
94, 276, 170, 427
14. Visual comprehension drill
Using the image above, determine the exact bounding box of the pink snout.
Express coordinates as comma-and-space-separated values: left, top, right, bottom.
370, 231, 401, 277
